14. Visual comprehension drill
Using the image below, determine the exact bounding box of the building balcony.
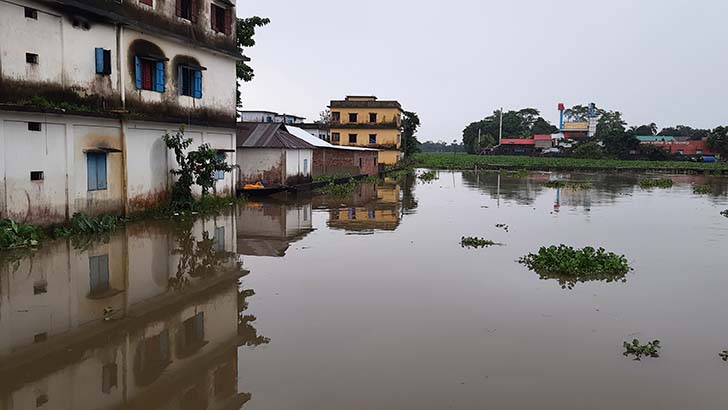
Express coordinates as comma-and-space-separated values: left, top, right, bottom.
329, 121, 401, 130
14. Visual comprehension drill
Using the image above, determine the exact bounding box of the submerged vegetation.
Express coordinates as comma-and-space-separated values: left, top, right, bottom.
720, 350, 728, 362
693, 184, 713, 195
316, 176, 381, 197
543, 180, 593, 191
54, 213, 121, 238
519, 245, 632, 289
418, 170, 438, 182
0, 219, 42, 250
623, 339, 661, 360
460, 237, 500, 248
639, 178, 674, 189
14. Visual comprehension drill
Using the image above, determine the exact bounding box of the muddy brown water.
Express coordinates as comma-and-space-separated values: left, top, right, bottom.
1, 171, 728, 409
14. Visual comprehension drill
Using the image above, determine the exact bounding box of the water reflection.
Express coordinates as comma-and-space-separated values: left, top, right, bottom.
236, 201, 313, 257
0, 211, 266, 410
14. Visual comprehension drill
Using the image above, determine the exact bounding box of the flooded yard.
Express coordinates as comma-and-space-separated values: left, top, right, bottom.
2, 170, 728, 409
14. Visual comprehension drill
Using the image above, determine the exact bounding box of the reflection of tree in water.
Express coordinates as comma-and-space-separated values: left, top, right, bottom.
238, 287, 271, 346
168, 218, 239, 292
461, 171, 545, 205
535, 270, 628, 290
393, 171, 418, 214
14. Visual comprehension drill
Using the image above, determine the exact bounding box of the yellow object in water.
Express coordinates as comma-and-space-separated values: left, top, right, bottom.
244, 182, 265, 190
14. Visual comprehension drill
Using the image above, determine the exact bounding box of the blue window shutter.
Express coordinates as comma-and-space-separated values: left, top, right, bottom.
155, 61, 165, 92
216, 152, 225, 180
193, 70, 202, 99
97, 153, 107, 190
95, 48, 104, 74
134, 57, 142, 89
87, 154, 98, 191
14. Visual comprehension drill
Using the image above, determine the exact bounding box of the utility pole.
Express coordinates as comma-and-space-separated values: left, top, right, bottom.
478, 128, 481, 152
498, 107, 503, 145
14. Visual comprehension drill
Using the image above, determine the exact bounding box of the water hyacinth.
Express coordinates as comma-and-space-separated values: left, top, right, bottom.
519, 245, 632, 289
639, 178, 674, 189
623, 339, 661, 360
460, 237, 500, 249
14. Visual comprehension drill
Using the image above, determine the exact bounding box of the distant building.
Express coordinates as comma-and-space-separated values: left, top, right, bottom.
238, 111, 306, 124
534, 134, 554, 150
494, 138, 537, 155
329, 96, 403, 165
637, 136, 714, 156
558, 102, 599, 138
236, 123, 314, 186
296, 122, 330, 141
287, 126, 379, 177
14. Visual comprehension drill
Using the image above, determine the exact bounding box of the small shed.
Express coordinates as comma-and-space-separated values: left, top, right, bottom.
287, 126, 380, 177
236, 123, 315, 187
534, 134, 553, 150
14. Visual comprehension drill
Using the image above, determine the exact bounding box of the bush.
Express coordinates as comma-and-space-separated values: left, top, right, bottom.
639, 178, 674, 189
418, 170, 437, 182
572, 142, 604, 159
0, 219, 43, 250
54, 213, 120, 237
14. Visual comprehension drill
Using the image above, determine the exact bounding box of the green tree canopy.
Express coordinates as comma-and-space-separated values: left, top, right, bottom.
401, 111, 421, 158
236, 16, 271, 107
658, 125, 710, 140
708, 126, 728, 157
462, 108, 558, 153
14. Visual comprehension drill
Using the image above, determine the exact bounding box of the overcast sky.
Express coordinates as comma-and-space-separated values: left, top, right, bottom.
237, 0, 728, 142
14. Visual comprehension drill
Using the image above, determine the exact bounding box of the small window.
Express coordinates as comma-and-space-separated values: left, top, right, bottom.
697, 150, 703, 155
348, 113, 358, 123
369, 134, 377, 144
677, 150, 684, 155
89, 254, 110, 295
24, 7, 38, 19
34, 332, 47, 343
30, 171, 44, 181
331, 132, 340, 142
332, 209, 339, 220
303, 158, 309, 174
95, 48, 112, 75
359, 158, 363, 168
35, 394, 49, 407
368, 210, 375, 219
26, 53, 38, 64
369, 113, 377, 123
102, 363, 118, 394
28, 122, 42, 132
176, 0, 194, 20
349, 208, 356, 220
33, 280, 48, 295
331, 112, 341, 122
135, 57, 165, 92
374, 157, 377, 166
179, 66, 202, 98
266, 116, 272, 122
215, 152, 226, 180
349, 134, 357, 144
214, 226, 225, 252
87, 152, 108, 191
211, 3, 231, 34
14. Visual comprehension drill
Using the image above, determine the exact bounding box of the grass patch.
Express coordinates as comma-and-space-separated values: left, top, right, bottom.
519, 245, 631, 289
693, 184, 713, 195
418, 170, 438, 182
639, 178, 674, 189
623, 339, 661, 361
0, 219, 43, 250
314, 173, 352, 183
412, 153, 728, 172
460, 236, 501, 248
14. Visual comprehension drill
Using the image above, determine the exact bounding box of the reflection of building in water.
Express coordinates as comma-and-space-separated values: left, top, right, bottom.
0, 211, 266, 410
324, 182, 402, 232
236, 202, 314, 257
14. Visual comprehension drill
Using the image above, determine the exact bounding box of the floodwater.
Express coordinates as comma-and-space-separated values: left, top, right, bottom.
2, 171, 728, 409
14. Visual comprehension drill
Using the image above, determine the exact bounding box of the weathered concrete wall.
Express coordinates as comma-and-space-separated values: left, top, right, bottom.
312, 148, 378, 177
285, 149, 312, 185
0, 112, 236, 224
237, 148, 285, 186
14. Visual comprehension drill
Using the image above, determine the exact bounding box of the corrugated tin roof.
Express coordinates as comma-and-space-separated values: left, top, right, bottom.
237, 123, 315, 149
500, 138, 535, 145
286, 126, 379, 152
636, 136, 676, 142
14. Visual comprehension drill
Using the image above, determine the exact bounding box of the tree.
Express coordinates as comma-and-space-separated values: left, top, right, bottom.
572, 142, 604, 159
316, 109, 330, 125
658, 125, 709, 140
401, 111, 421, 158
630, 123, 658, 136
462, 108, 558, 153
708, 126, 728, 157
595, 111, 638, 158
235, 16, 271, 107
163, 127, 232, 210
564, 104, 604, 122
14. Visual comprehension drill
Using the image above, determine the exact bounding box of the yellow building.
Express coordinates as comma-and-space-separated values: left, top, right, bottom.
329, 96, 403, 165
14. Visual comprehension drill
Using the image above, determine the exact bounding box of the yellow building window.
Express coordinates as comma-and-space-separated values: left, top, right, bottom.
348, 113, 358, 123
369, 113, 377, 123
349, 134, 357, 144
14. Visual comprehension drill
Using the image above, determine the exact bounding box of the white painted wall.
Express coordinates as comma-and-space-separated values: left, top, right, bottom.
237, 148, 284, 185
0, 112, 236, 224
286, 149, 313, 179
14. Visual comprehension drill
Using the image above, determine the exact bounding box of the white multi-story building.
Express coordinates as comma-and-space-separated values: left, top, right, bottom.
0, 0, 243, 224
238, 110, 306, 124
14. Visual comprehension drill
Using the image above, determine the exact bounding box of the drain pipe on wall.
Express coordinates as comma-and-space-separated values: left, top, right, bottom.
117, 24, 129, 216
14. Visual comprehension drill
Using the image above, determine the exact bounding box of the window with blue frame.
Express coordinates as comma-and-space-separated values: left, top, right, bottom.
87, 152, 108, 191
95, 48, 111, 75
89, 254, 110, 295
215, 152, 226, 180
179, 65, 202, 98
134, 56, 165, 92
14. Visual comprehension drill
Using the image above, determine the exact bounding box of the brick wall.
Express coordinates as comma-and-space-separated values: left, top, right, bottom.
312, 148, 378, 177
